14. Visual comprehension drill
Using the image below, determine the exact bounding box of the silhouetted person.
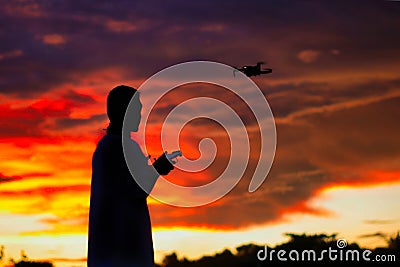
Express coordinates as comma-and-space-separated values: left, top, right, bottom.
88, 85, 174, 267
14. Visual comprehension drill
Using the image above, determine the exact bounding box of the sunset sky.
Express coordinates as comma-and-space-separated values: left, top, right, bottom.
1, 1, 400, 266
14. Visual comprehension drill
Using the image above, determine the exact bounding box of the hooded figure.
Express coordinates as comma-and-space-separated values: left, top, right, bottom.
88, 85, 174, 267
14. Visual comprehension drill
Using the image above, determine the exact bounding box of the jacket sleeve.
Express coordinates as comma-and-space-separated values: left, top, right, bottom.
121, 139, 159, 199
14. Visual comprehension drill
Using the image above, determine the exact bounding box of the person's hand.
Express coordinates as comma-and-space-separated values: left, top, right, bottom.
152, 153, 174, 175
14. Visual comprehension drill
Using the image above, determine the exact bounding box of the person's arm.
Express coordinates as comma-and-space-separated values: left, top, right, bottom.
123, 140, 174, 199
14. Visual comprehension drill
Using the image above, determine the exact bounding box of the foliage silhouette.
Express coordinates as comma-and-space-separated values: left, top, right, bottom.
1, 231, 399, 266
0, 247, 53, 267
14, 262, 53, 267
157, 231, 399, 267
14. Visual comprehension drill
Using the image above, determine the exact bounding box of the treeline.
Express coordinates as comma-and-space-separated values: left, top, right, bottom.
0, 247, 53, 267
1, 232, 399, 266
157, 232, 400, 267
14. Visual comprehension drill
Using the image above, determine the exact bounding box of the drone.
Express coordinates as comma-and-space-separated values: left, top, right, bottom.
234, 62, 272, 77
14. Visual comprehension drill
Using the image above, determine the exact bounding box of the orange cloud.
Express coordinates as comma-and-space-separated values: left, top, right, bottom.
2, 79, 400, 233
41, 34, 66, 45
297, 49, 320, 63
319, 170, 400, 193
0, 49, 23, 60
3, 1, 42, 17
105, 19, 137, 32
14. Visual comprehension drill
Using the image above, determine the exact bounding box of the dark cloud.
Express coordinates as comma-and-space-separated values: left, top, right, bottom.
358, 232, 388, 239
266, 78, 400, 119
0, 173, 21, 183
54, 113, 106, 129
150, 93, 400, 228
1, 0, 400, 96
63, 90, 96, 105
364, 219, 397, 225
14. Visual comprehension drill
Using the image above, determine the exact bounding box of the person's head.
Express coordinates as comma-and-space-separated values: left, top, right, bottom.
107, 85, 142, 133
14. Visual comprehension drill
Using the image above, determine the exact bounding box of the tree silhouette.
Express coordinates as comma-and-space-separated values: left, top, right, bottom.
388, 231, 400, 250
0, 245, 4, 262
2, 231, 399, 267
14, 262, 53, 267
160, 231, 399, 267
162, 252, 180, 267
0, 246, 53, 267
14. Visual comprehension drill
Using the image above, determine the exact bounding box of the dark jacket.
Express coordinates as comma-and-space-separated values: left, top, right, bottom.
88, 133, 158, 267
